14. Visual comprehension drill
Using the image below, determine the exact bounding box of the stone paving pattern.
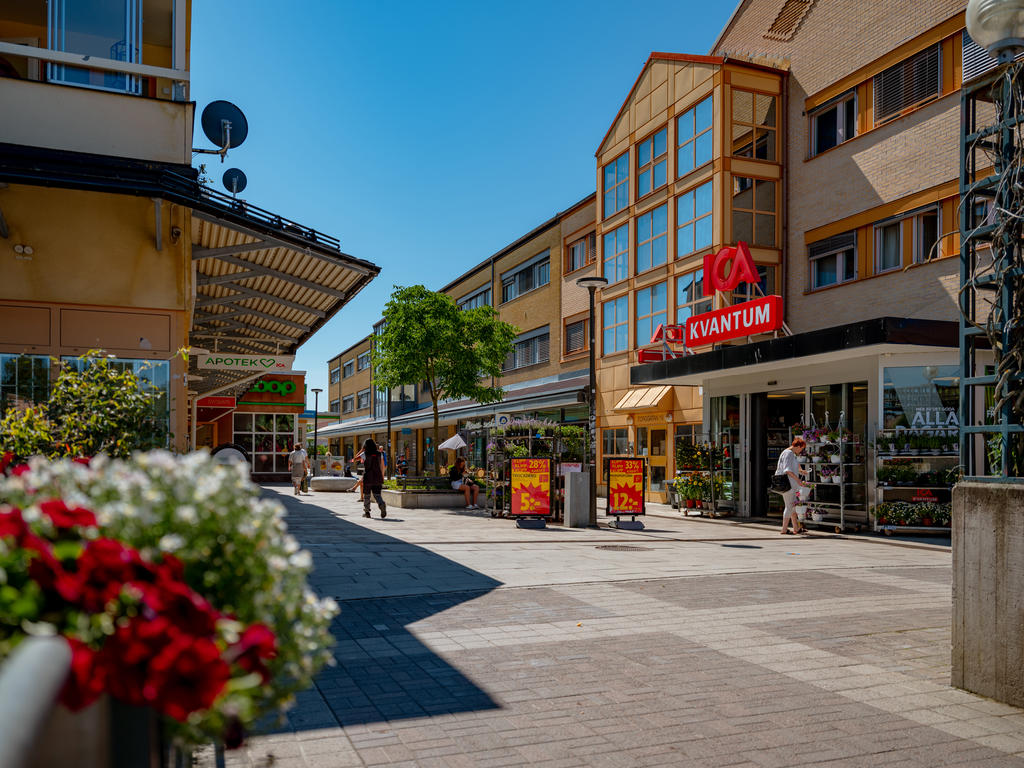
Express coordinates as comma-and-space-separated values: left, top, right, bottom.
196, 488, 1024, 767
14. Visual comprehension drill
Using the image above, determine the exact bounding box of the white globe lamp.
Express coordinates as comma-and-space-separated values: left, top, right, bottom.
967, 0, 1024, 62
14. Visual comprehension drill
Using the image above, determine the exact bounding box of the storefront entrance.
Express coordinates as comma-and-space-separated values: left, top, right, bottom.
635, 422, 668, 494
750, 389, 805, 519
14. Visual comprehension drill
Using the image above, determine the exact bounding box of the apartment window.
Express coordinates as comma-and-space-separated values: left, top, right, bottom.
732, 90, 777, 162
875, 220, 903, 273
48, 0, 143, 94
329, 367, 341, 384
565, 318, 588, 354
636, 282, 668, 347
329, 398, 340, 413
637, 128, 667, 198
501, 252, 550, 303
915, 207, 940, 263
811, 92, 856, 156
732, 265, 777, 303
603, 427, 629, 455
732, 177, 776, 247
676, 271, 712, 324
636, 204, 668, 273
357, 352, 371, 371
677, 96, 713, 177
342, 395, 355, 414
603, 152, 630, 218
566, 234, 594, 273
357, 389, 371, 410
603, 223, 629, 283
458, 286, 492, 310
810, 232, 857, 290
342, 360, 354, 378
603, 295, 629, 354
504, 327, 550, 371
676, 181, 713, 258
1, 354, 50, 416
874, 44, 940, 125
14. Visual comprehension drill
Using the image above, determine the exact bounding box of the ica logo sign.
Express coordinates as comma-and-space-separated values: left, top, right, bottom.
703, 241, 758, 297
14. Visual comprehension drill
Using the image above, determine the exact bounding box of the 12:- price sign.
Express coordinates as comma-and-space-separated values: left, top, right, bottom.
606, 457, 645, 516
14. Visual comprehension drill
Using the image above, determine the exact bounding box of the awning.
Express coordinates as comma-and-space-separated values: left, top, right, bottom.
631, 317, 959, 387
612, 385, 673, 411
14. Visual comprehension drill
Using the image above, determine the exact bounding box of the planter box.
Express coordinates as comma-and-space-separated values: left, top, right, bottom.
381, 490, 469, 509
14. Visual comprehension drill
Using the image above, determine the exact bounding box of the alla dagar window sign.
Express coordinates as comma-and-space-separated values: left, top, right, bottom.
638, 242, 784, 362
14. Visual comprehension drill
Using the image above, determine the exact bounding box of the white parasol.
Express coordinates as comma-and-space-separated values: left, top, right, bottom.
438, 434, 468, 451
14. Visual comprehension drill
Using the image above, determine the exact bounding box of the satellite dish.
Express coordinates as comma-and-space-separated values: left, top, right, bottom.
222, 168, 248, 195
200, 100, 248, 150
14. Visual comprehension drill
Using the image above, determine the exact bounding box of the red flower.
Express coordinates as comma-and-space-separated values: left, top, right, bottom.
230, 624, 277, 684
39, 499, 97, 530
144, 633, 230, 721
99, 616, 174, 707
71, 457, 91, 467
0, 452, 13, 473
59, 638, 105, 711
140, 579, 219, 638
76, 539, 146, 612
11, 464, 30, 477
0, 509, 27, 540
28, 546, 83, 604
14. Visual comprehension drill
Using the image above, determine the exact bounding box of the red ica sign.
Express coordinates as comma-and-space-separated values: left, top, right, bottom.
685, 295, 783, 346
703, 241, 758, 297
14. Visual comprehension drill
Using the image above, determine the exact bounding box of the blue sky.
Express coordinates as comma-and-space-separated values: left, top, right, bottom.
189, 1, 738, 409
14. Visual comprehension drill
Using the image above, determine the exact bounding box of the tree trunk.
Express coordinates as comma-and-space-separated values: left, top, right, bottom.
432, 395, 440, 475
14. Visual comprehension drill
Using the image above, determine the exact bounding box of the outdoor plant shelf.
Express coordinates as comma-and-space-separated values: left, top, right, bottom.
872, 432, 957, 535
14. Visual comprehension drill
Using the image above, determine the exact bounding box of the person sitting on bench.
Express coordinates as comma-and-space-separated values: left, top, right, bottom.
449, 457, 480, 509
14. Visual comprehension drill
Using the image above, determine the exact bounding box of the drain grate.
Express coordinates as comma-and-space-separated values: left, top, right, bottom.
596, 545, 648, 551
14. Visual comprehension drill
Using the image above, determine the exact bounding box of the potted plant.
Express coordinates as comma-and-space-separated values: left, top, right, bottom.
810, 507, 824, 523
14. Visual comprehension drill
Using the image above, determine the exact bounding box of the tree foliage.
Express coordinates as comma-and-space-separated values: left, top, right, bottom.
373, 285, 518, 472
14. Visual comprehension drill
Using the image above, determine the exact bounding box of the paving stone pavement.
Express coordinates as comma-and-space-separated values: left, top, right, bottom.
194, 486, 1024, 768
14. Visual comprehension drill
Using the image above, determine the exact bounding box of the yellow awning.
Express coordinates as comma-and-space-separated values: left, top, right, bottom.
612, 385, 673, 411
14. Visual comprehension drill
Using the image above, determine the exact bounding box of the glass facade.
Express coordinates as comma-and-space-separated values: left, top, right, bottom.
1, 354, 50, 416
233, 412, 296, 474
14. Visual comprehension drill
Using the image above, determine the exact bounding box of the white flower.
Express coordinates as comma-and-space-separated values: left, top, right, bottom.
175, 505, 197, 525
289, 550, 313, 569
158, 534, 185, 552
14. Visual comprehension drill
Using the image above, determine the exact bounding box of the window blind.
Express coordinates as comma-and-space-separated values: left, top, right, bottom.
809, 231, 855, 258
874, 44, 940, 123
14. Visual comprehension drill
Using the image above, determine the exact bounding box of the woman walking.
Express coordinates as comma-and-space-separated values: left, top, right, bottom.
360, 438, 387, 519
288, 443, 309, 496
774, 436, 810, 534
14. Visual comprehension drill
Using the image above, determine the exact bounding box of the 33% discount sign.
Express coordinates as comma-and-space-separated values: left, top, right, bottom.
607, 458, 645, 516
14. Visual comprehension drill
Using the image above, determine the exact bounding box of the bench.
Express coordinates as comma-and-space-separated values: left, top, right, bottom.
384, 475, 481, 509
397, 475, 450, 491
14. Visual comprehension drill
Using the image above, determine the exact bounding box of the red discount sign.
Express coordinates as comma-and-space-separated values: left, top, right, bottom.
510, 458, 552, 516
607, 458, 645, 515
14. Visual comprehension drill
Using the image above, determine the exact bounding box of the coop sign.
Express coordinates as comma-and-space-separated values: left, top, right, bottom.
196, 352, 294, 371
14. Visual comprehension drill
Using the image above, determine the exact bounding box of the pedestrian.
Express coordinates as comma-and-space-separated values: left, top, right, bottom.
449, 456, 480, 509
774, 436, 810, 534
360, 438, 387, 519
288, 442, 309, 496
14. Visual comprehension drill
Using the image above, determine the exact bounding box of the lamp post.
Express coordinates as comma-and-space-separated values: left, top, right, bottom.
311, 387, 322, 476
576, 274, 609, 526
966, 0, 1024, 62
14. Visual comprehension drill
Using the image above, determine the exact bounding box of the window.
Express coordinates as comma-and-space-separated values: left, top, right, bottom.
811, 92, 856, 156
603, 223, 629, 283
329, 367, 341, 384
874, 44, 940, 125
48, 0, 142, 94
342, 395, 355, 414
636, 282, 668, 347
231, 413, 295, 474
501, 252, 550, 303
342, 360, 354, 378
1, 354, 50, 416
732, 265, 777, 303
732, 90, 777, 161
61, 356, 168, 433
732, 177, 776, 247
636, 204, 668, 272
565, 318, 588, 354
603, 427, 629, 456
503, 327, 550, 371
676, 271, 712, 324
603, 295, 629, 354
636, 128, 667, 198
330, 398, 340, 413
357, 389, 371, 410
357, 352, 371, 370
914, 207, 940, 263
875, 220, 902, 273
809, 232, 857, 289
603, 152, 629, 218
458, 286, 492, 310
677, 96, 713, 177
676, 182, 713, 258
566, 234, 594, 273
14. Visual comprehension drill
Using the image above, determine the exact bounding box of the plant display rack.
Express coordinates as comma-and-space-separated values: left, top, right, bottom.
796, 426, 868, 533
673, 433, 735, 518
872, 429, 956, 536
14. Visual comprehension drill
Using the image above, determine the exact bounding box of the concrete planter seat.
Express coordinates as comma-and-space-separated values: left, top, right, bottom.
309, 476, 359, 492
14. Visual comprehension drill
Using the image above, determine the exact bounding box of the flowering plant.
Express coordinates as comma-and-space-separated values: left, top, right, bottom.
0, 451, 338, 748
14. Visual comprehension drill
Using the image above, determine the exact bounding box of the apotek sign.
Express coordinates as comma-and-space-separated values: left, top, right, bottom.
195, 352, 294, 371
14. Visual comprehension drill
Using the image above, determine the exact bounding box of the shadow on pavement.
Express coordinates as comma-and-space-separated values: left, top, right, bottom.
262, 486, 502, 732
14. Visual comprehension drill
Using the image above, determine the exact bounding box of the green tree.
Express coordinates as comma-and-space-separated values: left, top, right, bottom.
373, 285, 518, 474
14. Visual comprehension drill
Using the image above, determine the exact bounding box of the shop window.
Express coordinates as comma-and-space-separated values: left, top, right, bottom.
603, 295, 629, 354
875, 220, 902, 273
603, 152, 629, 218
458, 285, 491, 310
732, 177, 776, 247
357, 389, 371, 410
874, 44, 940, 125
603, 427, 629, 455
0, 354, 50, 416
635, 282, 667, 348
504, 327, 550, 371
501, 252, 550, 303
566, 235, 594, 273
342, 395, 354, 414
676, 181, 713, 258
811, 91, 856, 156
677, 96, 713, 177
329, 367, 341, 384
233, 413, 296, 474
342, 360, 354, 378
732, 265, 777, 302
565, 318, 588, 355
636, 127, 667, 198
603, 223, 629, 283
883, 366, 960, 433
61, 356, 168, 434
732, 90, 777, 162
357, 352, 371, 370
636, 204, 668, 273
676, 271, 712, 323
809, 232, 857, 289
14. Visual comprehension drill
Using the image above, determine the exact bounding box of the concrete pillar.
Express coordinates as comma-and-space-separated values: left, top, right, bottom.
952, 482, 1024, 706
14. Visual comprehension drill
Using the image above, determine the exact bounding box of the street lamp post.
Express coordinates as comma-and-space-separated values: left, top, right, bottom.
311, 387, 322, 476
576, 274, 608, 526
